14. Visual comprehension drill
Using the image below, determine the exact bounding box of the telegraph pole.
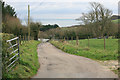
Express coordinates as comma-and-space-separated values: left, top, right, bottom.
28, 5, 30, 40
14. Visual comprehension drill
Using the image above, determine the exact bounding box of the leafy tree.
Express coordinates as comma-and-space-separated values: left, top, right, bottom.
1, 1, 29, 38
40, 24, 59, 31
30, 22, 42, 40
2, 15, 22, 35
2, 1, 17, 22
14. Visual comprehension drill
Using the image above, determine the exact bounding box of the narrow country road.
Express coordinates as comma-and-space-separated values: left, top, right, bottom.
32, 42, 118, 78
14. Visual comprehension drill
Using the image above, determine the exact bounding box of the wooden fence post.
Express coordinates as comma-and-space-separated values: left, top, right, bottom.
76, 36, 79, 45
71, 36, 73, 43
88, 36, 89, 48
20, 35, 21, 45
104, 36, 106, 50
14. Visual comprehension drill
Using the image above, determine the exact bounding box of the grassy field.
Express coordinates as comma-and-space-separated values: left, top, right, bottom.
50, 39, 118, 61
3, 40, 41, 79
112, 19, 120, 23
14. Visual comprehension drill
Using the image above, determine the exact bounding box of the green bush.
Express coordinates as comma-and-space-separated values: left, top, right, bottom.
1, 33, 16, 76
3, 40, 40, 79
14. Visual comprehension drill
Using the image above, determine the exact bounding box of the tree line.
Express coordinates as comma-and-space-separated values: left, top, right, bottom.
1, 1, 119, 40
1, 1, 59, 40
38, 2, 119, 40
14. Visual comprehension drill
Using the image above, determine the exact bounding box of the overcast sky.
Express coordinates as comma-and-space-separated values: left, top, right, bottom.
3, 0, 119, 26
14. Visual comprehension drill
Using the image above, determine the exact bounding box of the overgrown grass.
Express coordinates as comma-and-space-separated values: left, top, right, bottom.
50, 39, 118, 61
3, 40, 41, 79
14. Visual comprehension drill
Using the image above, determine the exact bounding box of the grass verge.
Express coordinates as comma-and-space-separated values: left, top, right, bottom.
50, 39, 118, 61
3, 40, 41, 79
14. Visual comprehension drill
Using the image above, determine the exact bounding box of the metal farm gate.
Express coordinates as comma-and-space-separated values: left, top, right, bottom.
5, 37, 20, 72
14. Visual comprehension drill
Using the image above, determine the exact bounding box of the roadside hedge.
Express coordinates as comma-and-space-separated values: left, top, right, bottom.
1, 33, 15, 76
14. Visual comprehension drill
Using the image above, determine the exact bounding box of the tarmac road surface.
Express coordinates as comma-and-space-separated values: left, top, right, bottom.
32, 42, 118, 78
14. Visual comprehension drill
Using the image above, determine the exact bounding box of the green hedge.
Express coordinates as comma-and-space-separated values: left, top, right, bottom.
1, 33, 41, 79
3, 40, 40, 79
1, 33, 15, 75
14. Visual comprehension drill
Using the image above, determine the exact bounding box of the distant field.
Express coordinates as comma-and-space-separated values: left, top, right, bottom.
50, 39, 118, 60
112, 19, 120, 23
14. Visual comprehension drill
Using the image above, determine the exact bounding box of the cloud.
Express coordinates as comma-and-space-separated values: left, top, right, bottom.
4, 0, 118, 14
3, 0, 119, 3
31, 14, 82, 19
3, 0, 119, 26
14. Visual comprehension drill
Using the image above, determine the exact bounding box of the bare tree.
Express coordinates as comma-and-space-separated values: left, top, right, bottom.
77, 2, 113, 37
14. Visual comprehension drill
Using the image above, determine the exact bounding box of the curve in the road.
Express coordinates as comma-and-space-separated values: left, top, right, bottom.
32, 42, 118, 78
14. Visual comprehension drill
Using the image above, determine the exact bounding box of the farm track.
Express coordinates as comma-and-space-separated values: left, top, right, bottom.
32, 42, 118, 78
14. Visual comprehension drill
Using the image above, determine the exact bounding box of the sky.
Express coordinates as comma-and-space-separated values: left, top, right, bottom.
3, 0, 119, 27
